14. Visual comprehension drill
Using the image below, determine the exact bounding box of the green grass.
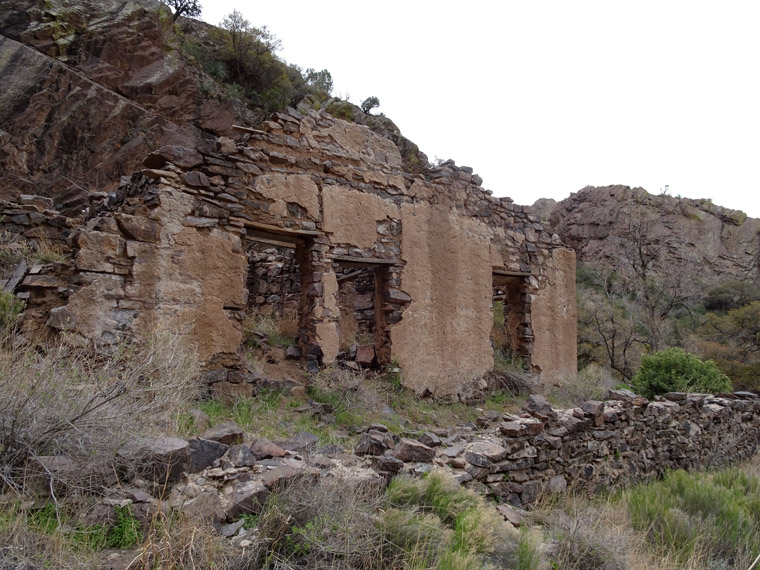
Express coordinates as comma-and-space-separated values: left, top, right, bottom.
5, 500, 137, 554
0, 290, 24, 337
107, 505, 141, 549
384, 472, 506, 567
252, 470, 512, 570
515, 527, 542, 570
627, 468, 760, 566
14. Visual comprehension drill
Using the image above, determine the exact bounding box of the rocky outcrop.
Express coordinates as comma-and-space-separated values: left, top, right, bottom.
0, 0, 252, 212
547, 185, 760, 285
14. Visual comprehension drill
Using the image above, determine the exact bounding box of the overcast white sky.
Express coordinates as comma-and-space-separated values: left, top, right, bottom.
202, 1, 760, 218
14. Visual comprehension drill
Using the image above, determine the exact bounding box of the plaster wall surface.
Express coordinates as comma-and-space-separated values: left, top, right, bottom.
391, 202, 494, 397
531, 247, 578, 381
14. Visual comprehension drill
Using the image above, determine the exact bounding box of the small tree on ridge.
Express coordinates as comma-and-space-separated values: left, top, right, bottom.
160, 0, 201, 21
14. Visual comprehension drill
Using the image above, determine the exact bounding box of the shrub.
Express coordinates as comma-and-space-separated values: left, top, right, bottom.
247, 471, 513, 570
704, 280, 760, 312
0, 330, 200, 493
631, 347, 731, 398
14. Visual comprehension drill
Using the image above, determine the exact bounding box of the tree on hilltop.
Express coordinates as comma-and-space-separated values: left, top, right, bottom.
305, 68, 333, 96
361, 96, 380, 114
160, 0, 201, 21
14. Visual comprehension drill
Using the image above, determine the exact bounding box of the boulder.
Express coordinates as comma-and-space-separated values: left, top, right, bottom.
418, 432, 442, 447
46, 306, 77, 330
250, 438, 288, 460
355, 345, 376, 367
188, 438, 229, 473
278, 431, 320, 453
355, 432, 389, 456
220, 444, 257, 468
261, 466, 302, 490
580, 400, 604, 417
119, 437, 190, 483
523, 395, 556, 420
202, 421, 243, 445
144, 145, 204, 169
224, 480, 269, 521
391, 438, 435, 463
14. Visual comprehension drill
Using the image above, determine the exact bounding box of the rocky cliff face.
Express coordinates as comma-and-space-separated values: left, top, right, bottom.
547, 185, 760, 286
0, 0, 252, 213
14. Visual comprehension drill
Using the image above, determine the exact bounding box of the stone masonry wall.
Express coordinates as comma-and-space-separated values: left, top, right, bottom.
127, 389, 760, 530
392, 390, 760, 508
10, 108, 578, 397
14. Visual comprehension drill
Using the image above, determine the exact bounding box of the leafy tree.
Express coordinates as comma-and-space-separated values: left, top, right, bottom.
361, 96, 380, 114
220, 11, 281, 79
697, 301, 760, 389
631, 348, 732, 398
700, 301, 760, 362
160, 0, 201, 21
304, 68, 333, 95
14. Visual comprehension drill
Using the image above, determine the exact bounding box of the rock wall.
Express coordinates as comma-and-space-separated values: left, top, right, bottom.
104, 389, 760, 527
10, 109, 577, 397
448, 390, 760, 507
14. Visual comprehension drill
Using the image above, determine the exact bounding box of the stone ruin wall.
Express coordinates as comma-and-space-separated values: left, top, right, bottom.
446, 390, 760, 508
4, 109, 577, 398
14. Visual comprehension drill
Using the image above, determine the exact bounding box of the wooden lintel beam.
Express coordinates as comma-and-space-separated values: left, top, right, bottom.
246, 234, 297, 249
332, 254, 401, 266
492, 268, 531, 277
230, 217, 322, 237
337, 269, 366, 283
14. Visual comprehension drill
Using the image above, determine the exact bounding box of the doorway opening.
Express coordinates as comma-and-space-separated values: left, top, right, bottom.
492, 270, 531, 372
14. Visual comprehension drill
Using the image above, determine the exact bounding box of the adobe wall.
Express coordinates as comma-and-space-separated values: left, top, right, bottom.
531, 248, 578, 383
7, 109, 577, 397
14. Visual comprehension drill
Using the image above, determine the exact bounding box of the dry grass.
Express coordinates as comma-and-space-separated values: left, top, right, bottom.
525, 456, 760, 570
0, 231, 67, 277
536, 492, 676, 570
243, 306, 299, 347
545, 363, 618, 408
245, 470, 517, 570
126, 509, 236, 570
0, 329, 201, 494
0, 496, 100, 570
245, 473, 386, 569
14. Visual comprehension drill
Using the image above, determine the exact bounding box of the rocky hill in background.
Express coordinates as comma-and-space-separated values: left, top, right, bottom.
541, 185, 760, 287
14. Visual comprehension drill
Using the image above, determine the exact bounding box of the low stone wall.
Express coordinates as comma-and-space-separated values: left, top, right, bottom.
448, 390, 760, 506
43, 389, 760, 538
0, 196, 74, 248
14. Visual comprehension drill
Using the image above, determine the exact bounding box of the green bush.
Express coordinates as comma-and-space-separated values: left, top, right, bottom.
631, 348, 732, 398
